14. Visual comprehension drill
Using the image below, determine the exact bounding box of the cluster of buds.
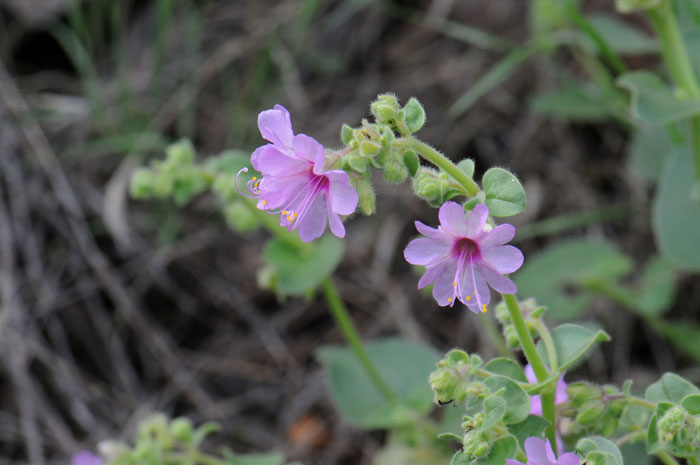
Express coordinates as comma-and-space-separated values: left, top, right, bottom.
656, 404, 700, 455
339, 94, 427, 214
460, 415, 510, 459
562, 382, 627, 437
495, 298, 545, 348
428, 350, 487, 405
411, 158, 475, 208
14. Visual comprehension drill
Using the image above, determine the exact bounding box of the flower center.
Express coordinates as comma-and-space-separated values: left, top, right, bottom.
453, 238, 479, 258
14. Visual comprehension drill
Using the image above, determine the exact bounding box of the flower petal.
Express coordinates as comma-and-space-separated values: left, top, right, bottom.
482, 265, 517, 294
252, 145, 310, 176
464, 204, 489, 237
555, 375, 569, 405
557, 452, 581, 465
530, 393, 543, 416
459, 259, 491, 312
505, 461, 526, 465
524, 437, 553, 465
418, 262, 447, 289
432, 261, 458, 306
326, 171, 359, 215
404, 238, 451, 266
295, 193, 328, 242
438, 202, 470, 237
258, 105, 294, 149
293, 134, 325, 164
481, 245, 524, 274
479, 223, 516, 247
415, 221, 452, 243
258, 174, 310, 209
72, 452, 103, 465
328, 212, 345, 238
524, 364, 537, 383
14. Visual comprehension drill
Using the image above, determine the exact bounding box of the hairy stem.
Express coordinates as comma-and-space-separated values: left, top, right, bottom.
322, 278, 398, 402
397, 137, 480, 196
502, 293, 558, 452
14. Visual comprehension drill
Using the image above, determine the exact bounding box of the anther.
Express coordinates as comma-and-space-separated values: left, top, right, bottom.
448, 297, 453, 303
453, 281, 457, 286
262, 200, 268, 205
466, 296, 471, 301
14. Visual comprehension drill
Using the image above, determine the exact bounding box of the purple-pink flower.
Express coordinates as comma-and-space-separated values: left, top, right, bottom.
72, 451, 103, 465
506, 437, 579, 465
403, 202, 523, 313
525, 364, 569, 417
239, 105, 359, 242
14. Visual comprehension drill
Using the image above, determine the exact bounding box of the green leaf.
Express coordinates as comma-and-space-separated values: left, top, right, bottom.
655, 320, 700, 362
263, 235, 344, 295
531, 83, 614, 121
681, 393, 700, 414
403, 150, 420, 177
577, 436, 624, 465
341, 124, 354, 146
646, 413, 663, 454
645, 373, 700, 404
450, 437, 518, 465
404, 97, 426, 133
483, 375, 530, 424
652, 149, 700, 270
629, 256, 676, 316
482, 168, 526, 217
627, 125, 675, 183
513, 239, 632, 320
536, 324, 611, 371
457, 159, 475, 179
618, 71, 700, 125
317, 338, 439, 429
620, 442, 652, 465
508, 415, 550, 449
483, 358, 527, 383
483, 395, 507, 428
584, 13, 659, 55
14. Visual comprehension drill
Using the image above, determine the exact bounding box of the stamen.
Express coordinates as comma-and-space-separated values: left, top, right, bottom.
234, 167, 258, 199
453, 281, 457, 286
448, 297, 453, 303
482, 304, 487, 312
466, 296, 471, 301
262, 200, 268, 205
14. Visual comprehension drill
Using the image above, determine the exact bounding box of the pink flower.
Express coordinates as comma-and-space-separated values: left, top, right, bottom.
506, 437, 579, 465
72, 451, 103, 465
403, 202, 523, 313
525, 365, 569, 417
239, 105, 359, 242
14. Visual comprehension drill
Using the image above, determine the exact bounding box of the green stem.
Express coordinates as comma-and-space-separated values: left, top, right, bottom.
656, 451, 682, 465
502, 294, 558, 452
321, 277, 399, 403
396, 137, 480, 196
647, 0, 700, 179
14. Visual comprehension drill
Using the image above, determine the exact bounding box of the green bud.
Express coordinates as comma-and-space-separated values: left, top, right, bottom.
466, 381, 488, 398
462, 429, 491, 459
170, 417, 193, 442
403, 97, 426, 133
403, 150, 419, 177
359, 141, 380, 157
600, 415, 619, 437
166, 139, 196, 165
505, 326, 520, 349
349, 174, 376, 215
130, 168, 156, 198
372, 103, 395, 122
442, 349, 470, 367
346, 153, 369, 174
429, 367, 468, 404
384, 157, 409, 184
576, 400, 607, 425
473, 442, 491, 458
133, 441, 158, 463
608, 399, 626, 418
584, 451, 609, 465
257, 265, 277, 291
224, 201, 260, 232
341, 124, 355, 146
377, 93, 399, 107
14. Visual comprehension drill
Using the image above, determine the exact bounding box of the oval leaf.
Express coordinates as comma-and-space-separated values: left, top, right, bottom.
536, 323, 611, 371
483, 375, 530, 424
482, 167, 526, 217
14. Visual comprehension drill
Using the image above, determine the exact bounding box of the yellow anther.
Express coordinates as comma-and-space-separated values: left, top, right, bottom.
466, 296, 471, 301
448, 297, 453, 303
293, 212, 298, 218
282, 210, 287, 215
482, 305, 487, 312
262, 200, 267, 205
252, 177, 257, 181
453, 281, 457, 286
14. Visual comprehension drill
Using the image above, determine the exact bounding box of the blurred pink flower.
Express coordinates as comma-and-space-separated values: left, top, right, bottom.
403, 202, 523, 313
506, 437, 579, 465
239, 105, 358, 242
72, 451, 103, 465
524, 364, 569, 416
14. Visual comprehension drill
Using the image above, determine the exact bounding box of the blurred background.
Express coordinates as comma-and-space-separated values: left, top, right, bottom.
0, 0, 698, 464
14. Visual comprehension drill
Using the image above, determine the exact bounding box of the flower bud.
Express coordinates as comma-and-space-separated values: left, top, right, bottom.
600, 415, 619, 437
403, 97, 426, 133
130, 168, 156, 198
384, 157, 409, 184
340, 124, 355, 146
166, 139, 195, 165
429, 367, 468, 404
576, 400, 607, 425
170, 417, 193, 443
359, 141, 380, 157
349, 174, 376, 215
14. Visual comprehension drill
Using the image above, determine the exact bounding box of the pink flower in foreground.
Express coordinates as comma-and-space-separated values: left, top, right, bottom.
506, 437, 579, 465
72, 451, 103, 465
238, 105, 358, 242
525, 364, 569, 416
403, 202, 523, 313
